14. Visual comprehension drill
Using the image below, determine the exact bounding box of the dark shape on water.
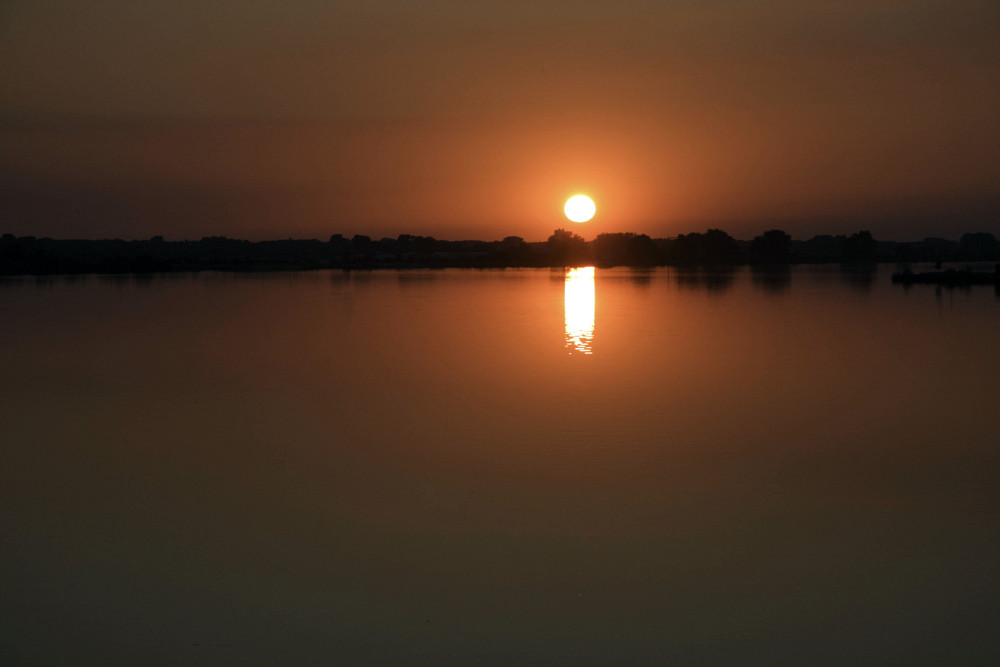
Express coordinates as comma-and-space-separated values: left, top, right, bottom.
892, 265, 1000, 286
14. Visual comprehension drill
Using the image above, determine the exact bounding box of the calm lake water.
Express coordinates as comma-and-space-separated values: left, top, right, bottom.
2, 266, 998, 665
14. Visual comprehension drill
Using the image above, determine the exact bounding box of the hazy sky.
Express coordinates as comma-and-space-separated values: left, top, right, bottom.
2, 0, 998, 240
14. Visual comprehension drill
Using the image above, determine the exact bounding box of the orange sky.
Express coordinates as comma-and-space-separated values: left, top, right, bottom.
1, 1, 998, 240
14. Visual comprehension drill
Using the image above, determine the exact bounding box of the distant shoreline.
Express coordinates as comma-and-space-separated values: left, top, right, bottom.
3, 229, 999, 277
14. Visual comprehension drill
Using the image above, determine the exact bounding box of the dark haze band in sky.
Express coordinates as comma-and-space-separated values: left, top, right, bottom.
1, 1, 998, 241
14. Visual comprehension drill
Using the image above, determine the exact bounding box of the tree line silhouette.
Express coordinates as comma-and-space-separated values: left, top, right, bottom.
2, 228, 998, 275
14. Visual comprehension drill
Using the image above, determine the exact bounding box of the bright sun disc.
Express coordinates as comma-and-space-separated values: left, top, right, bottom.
564, 195, 596, 223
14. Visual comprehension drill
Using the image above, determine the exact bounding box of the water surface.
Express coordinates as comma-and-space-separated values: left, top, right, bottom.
2, 266, 998, 664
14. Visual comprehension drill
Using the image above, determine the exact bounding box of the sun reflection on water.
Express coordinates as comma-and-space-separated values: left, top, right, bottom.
564, 267, 595, 354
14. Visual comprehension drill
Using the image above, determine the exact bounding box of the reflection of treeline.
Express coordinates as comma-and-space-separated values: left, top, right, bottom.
2, 229, 999, 275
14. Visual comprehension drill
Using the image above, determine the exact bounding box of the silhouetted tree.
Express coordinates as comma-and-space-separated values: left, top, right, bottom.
592, 232, 660, 266
959, 232, 999, 260
702, 229, 741, 264
351, 235, 373, 253
928, 238, 957, 263
626, 234, 660, 265
199, 236, 252, 262
0, 233, 23, 274
328, 233, 348, 252
547, 228, 589, 265
665, 228, 741, 265
593, 233, 630, 265
668, 232, 704, 265
750, 229, 792, 264
796, 235, 842, 262
841, 231, 877, 263
375, 237, 399, 254
1, 233, 18, 256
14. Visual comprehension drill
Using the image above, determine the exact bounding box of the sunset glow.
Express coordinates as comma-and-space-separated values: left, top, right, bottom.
2, 1, 999, 663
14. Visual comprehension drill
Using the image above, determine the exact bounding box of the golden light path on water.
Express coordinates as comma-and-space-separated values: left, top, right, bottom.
564, 267, 595, 354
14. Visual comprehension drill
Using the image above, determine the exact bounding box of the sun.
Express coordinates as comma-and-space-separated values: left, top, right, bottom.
564, 195, 596, 223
